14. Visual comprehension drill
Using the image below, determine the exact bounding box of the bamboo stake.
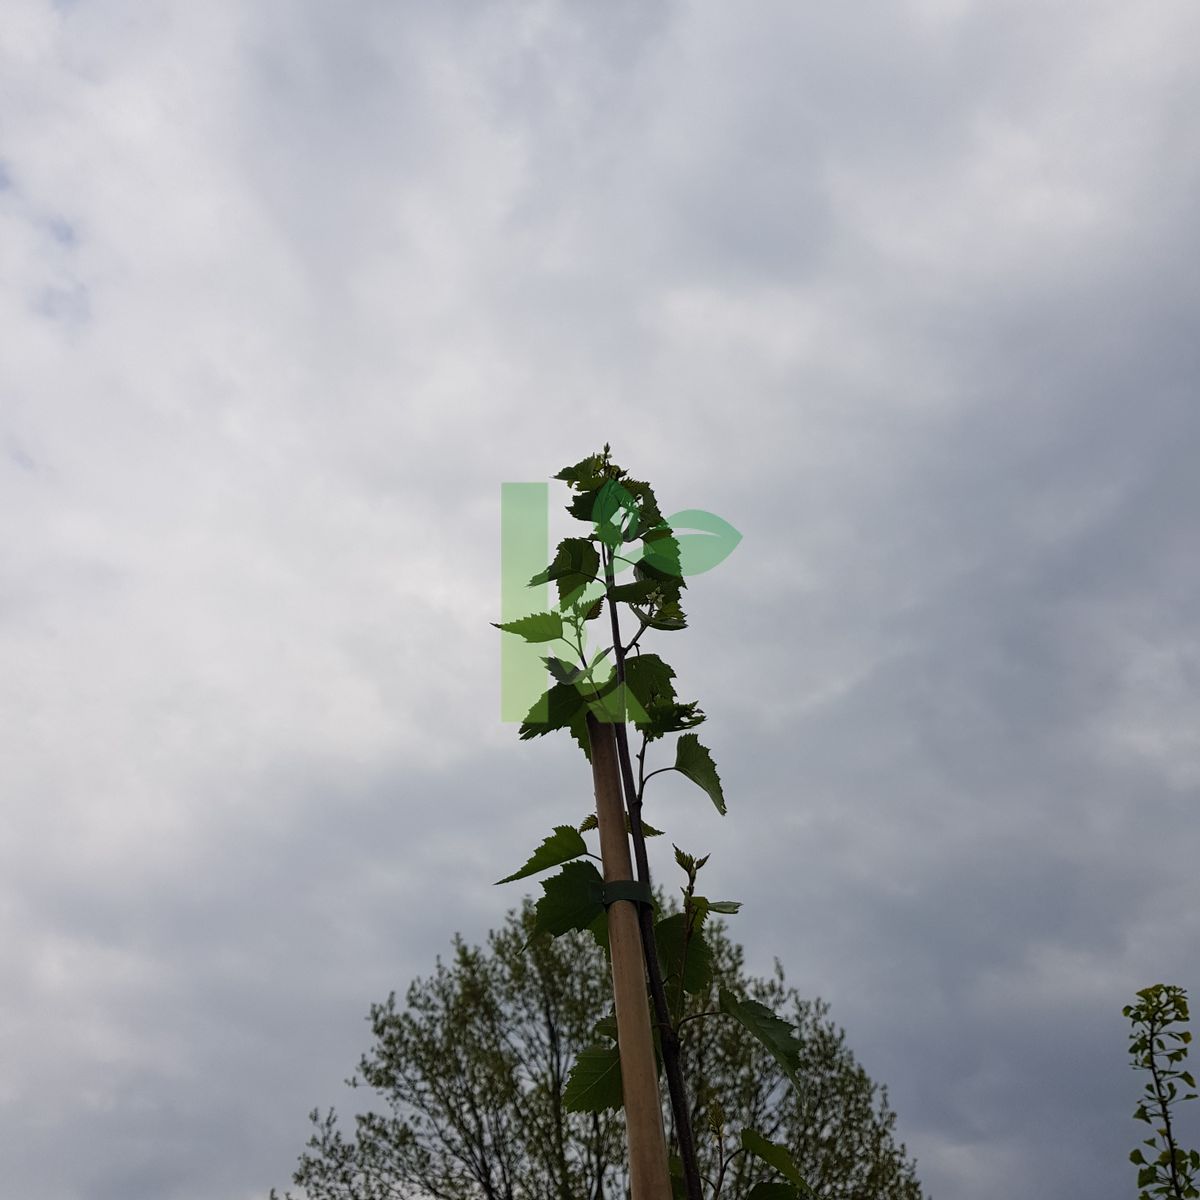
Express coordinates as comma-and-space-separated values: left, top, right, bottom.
587, 712, 672, 1200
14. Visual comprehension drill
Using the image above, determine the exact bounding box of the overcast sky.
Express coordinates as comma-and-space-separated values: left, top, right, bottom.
3, 2, 1199, 1197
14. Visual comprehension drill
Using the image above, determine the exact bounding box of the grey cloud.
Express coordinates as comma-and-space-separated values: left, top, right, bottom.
2, 2, 1198, 1199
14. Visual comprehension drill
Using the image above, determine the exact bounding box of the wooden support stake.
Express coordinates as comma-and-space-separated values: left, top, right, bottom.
587, 712, 672, 1200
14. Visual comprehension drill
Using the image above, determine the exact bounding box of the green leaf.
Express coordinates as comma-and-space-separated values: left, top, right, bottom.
640, 524, 683, 575
624, 653, 678, 726
496, 826, 588, 885
544, 656, 586, 684
708, 900, 743, 914
586, 907, 610, 954
531, 861, 606, 940
519, 682, 585, 740
580, 812, 664, 837
741, 1129, 813, 1194
568, 705, 592, 762
625, 652, 677, 697
638, 699, 706, 740
1130, 1149, 1146, 1164
591, 479, 643, 548
665, 509, 743, 576
632, 596, 689, 632
492, 611, 564, 643
583, 669, 628, 725
622, 478, 666, 532
562, 1043, 623, 1113
567, 486, 604, 523
609, 578, 662, 604
592, 1011, 618, 1042
719, 987, 804, 1093
656, 912, 713, 997
674, 734, 727, 814
529, 537, 601, 608
555, 453, 607, 488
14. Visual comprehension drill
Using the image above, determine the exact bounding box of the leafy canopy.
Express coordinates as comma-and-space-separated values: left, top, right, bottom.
272, 904, 925, 1200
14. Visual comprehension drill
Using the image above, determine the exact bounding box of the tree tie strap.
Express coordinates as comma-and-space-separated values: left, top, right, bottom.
601, 880, 654, 909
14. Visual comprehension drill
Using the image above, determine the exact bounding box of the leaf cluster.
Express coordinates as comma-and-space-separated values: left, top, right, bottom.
1126, 984, 1200, 1199
272, 905, 925, 1200
496, 446, 726, 751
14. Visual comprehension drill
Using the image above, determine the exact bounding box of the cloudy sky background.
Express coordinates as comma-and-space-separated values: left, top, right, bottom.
3, 1, 1199, 1197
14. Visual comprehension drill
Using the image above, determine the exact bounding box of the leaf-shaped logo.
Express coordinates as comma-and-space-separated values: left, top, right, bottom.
663, 510, 742, 576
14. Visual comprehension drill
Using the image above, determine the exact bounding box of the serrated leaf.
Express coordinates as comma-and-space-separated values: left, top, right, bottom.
625, 652, 677, 694
741, 1129, 812, 1194
563, 1043, 623, 1113
638, 527, 684, 584
574, 655, 679, 728
610, 578, 662, 604
624, 653, 677, 726
623, 478, 665, 531
529, 537, 601, 608
656, 912, 713, 998
638, 699, 705, 740
496, 826, 587, 885
568, 705, 592, 762
544, 656, 587, 684
674, 734, 726, 814
492, 611, 564, 643
531, 861, 606, 940
631, 597, 689, 632
720, 987, 804, 1093
580, 812, 664, 838
519, 682, 585, 740
593, 1011, 618, 1041
584, 673, 628, 725
590, 479, 644, 548
555, 453, 607, 488
665, 509, 743, 577
567, 486, 604, 522
587, 907, 610, 954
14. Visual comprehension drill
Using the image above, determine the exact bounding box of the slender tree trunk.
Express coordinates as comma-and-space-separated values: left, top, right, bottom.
587, 713, 672, 1200
1147, 1014, 1186, 1200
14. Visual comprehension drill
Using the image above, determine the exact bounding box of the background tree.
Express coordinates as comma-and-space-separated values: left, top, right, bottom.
273, 902, 923, 1200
